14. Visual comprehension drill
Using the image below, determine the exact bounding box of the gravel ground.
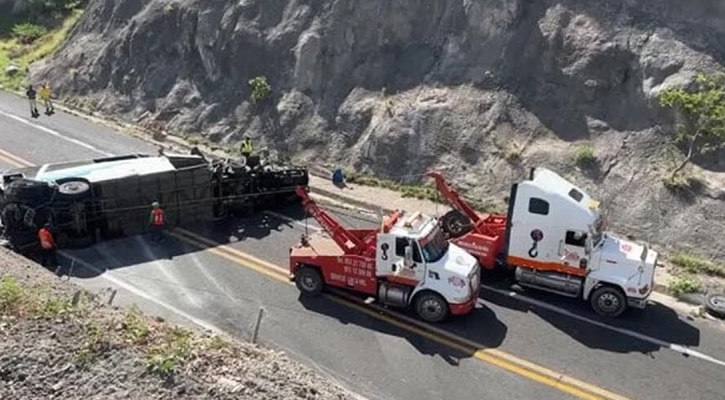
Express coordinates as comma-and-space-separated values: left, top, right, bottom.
0, 248, 359, 400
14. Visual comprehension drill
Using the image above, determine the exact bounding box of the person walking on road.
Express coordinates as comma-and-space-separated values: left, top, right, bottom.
38, 223, 58, 269
26, 85, 39, 118
40, 83, 54, 115
149, 201, 166, 243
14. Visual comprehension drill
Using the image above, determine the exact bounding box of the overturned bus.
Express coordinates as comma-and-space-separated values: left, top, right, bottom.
0, 152, 308, 250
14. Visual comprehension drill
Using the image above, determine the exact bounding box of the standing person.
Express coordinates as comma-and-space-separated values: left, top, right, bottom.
40, 83, 54, 115
38, 223, 58, 268
149, 201, 165, 243
26, 85, 39, 118
239, 136, 253, 159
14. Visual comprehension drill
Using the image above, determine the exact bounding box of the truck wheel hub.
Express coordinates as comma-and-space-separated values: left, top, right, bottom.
421, 299, 442, 316
302, 276, 317, 290
598, 293, 619, 311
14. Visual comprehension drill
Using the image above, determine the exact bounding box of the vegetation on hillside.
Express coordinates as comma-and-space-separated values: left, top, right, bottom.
249, 75, 271, 105
574, 143, 597, 168
0, 1, 85, 91
659, 72, 725, 183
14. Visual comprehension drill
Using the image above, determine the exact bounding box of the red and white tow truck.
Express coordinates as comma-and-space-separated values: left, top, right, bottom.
289, 187, 480, 323
428, 168, 658, 318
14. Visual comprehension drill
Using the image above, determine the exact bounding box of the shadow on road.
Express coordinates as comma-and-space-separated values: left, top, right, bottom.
48, 204, 299, 279
28, 201, 703, 362
297, 291, 508, 366
478, 272, 701, 354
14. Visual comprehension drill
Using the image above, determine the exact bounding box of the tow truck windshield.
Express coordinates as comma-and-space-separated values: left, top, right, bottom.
420, 226, 449, 263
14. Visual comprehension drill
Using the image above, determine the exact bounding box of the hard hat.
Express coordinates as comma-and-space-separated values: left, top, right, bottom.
152, 201, 160, 208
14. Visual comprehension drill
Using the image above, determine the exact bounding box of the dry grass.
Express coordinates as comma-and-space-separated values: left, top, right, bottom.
670, 252, 725, 278
0, 8, 83, 91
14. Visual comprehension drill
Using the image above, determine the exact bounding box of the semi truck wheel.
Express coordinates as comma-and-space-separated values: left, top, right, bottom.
414, 291, 450, 323
440, 210, 473, 238
590, 286, 626, 317
295, 266, 324, 296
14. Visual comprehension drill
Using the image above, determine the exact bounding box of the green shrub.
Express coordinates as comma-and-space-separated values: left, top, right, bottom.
0, 277, 23, 313
122, 306, 150, 343
248, 76, 271, 104
574, 144, 597, 167
74, 322, 104, 367
668, 274, 702, 297
145, 327, 193, 377
11, 23, 47, 44
670, 252, 725, 278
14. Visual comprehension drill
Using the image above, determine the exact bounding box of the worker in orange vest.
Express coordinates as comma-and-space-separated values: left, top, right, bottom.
38, 223, 58, 268
149, 201, 165, 242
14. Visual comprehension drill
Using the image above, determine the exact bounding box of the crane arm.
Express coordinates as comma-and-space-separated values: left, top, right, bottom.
295, 186, 366, 254
426, 171, 481, 224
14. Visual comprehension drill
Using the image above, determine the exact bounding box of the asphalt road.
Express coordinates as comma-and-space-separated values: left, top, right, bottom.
1, 90, 724, 400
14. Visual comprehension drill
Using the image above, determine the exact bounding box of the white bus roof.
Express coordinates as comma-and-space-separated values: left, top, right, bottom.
34, 156, 176, 184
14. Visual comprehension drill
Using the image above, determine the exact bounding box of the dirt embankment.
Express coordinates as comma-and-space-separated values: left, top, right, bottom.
0, 248, 358, 400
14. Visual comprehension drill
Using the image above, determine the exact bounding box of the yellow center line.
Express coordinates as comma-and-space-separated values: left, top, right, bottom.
171, 228, 634, 400
0, 147, 33, 168
0, 146, 635, 400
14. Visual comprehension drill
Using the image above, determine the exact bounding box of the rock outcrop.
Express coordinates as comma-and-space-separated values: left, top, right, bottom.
30, 0, 725, 260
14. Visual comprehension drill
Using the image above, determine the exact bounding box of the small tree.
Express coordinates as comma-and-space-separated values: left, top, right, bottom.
659, 72, 725, 179
248, 76, 271, 105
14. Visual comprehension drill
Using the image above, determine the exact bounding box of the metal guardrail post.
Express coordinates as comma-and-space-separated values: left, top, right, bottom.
251, 307, 264, 344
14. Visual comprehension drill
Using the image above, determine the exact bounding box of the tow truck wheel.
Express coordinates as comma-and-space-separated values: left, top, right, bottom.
440, 210, 472, 238
414, 292, 450, 323
295, 266, 324, 296
590, 286, 626, 318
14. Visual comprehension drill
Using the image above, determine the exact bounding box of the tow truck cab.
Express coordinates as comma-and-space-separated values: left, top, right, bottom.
290, 205, 479, 323
506, 168, 658, 317
375, 211, 481, 320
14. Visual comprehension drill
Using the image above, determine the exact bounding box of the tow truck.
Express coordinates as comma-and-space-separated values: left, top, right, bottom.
428, 168, 658, 317
0, 152, 308, 250
289, 187, 480, 323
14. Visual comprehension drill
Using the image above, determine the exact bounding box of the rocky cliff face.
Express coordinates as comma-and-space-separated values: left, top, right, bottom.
31, 0, 725, 259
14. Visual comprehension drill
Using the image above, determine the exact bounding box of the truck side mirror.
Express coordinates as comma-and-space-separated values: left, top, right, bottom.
404, 245, 414, 268
585, 238, 592, 255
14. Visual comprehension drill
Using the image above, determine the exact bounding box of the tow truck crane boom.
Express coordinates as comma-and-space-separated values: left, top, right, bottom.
294, 187, 401, 258
427, 171, 481, 225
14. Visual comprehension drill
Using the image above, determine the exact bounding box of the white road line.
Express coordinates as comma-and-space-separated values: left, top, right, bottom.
0, 108, 115, 157
483, 285, 725, 368
132, 235, 204, 308
60, 250, 224, 335
267, 210, 725, 368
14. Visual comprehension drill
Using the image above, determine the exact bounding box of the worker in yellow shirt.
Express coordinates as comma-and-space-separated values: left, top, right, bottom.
39, 82, 54, 115
240, 136, 253, 159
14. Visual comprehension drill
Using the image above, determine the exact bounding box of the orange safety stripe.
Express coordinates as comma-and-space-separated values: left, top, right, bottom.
506, 255, 587, 277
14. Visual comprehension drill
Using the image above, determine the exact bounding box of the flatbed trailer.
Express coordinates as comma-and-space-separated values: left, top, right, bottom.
0, 152, 308, 250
